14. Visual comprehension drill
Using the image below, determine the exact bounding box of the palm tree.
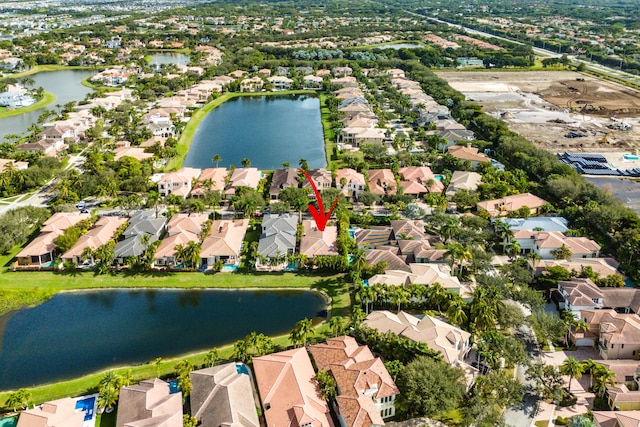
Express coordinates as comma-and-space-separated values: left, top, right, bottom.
445, 295, 468, 326
439, 217, 460, 242
351, 247, 367, 274
174, 244, 187, 266
428, 282, 448, 312
299, 158, 309, 171
560, 356, 584, 393
212, 154, 222, 168
97, 385, 119, 413
526, 251, 542, 270
292, 318, 315, 347
328, 316, 345, 337
241, 158, 251, 168
494, 219, 514, 250
581, 359, 598, 389
592, 365, 616, 398
390, 286, 410, 312
183, 240, 201, 268
507, 241, 522, 259
233, 339, 249, 362
204, 348, 219, 367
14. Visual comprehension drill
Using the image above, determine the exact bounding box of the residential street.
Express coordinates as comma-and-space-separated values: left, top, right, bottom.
504, 325, 540, 427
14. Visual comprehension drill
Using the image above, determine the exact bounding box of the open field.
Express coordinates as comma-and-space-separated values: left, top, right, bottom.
436, 70, 640, 153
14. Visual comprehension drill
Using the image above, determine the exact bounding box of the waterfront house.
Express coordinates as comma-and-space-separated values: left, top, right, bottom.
0, 91, 35, 107
16, 212, 90, 267
299, 219, 338, 258
190, 363, 260, 427
309, 336, 400, 426
200, 219, 249, 268
253, 348, 335, 427
114, 210, 166, 264
116, 379, 183, 427
269, 168, 300, 201
37, 124, 78, 143
256, 213, 297, 270
240, 76, 264, 92
303, 75, 323, 89
16, 140, 58, 157
61, 217, 128, 265
154, 213, 209, 267
16, 397, 84, 427
191, 168, 228, 197
157, 167, 202, 198
368, 263, 466, 297
225, 167, 262, 199
302, 168, 332, 198
268, 75, 293, 91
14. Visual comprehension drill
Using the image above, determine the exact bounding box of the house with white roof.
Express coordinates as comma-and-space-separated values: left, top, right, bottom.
157, 167, 202, 198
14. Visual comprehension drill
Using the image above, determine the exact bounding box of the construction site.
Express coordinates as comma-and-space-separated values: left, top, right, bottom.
436, 70, 640, 155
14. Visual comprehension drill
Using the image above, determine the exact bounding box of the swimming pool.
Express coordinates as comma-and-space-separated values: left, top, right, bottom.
0, 416, 17, 427
222, 264, 238, 272
75, 396, 95, 422
236, 363, 250, 375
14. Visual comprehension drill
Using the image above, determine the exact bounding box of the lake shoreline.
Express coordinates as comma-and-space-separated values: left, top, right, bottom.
0, 286, 333, 398
170, 89, 323, 171
0, 91, 56, 119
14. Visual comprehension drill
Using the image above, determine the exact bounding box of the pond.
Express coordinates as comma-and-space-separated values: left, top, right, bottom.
149, 52, 190, 66
0, 288, 326, 390
183, 95, 326, 170
0, 69, 95, 141
376, 42, 424, 50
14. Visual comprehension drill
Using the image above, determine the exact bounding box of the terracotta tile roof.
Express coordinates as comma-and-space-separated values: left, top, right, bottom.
367, 169, 397, 196
593, 410, 640, 427
398, 167, 443, 193
191, 168, 228, 195
447, 145, 489, 163
477, 192, 548, 217
253, 348, 334, 427
309, 337, 398, 427
366, 249, 409, 272
62, 217, 128, 260
390, 220, 425, 240
200, 219, 249, 258
364, 311, 470, 364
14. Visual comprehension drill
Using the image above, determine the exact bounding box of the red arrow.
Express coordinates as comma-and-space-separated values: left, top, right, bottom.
299, 168, 339, 231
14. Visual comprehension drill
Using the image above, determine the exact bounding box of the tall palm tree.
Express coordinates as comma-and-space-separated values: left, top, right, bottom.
241, 158, 251, 168
212, 154, 222, 168
592, 365, 616, 398
527, 251, 542, 269
184, 240, 201, 268
428, 282, 447, 312
351, 247, 367, 274
507, 241, 522, 259
174, 244, 187, 266
97, 385, 119, 413
560, 356, 584, 393
328, 316, 345, 337
439, 217, 460, 242
292, 318, 315, 347
445, 295, 468, 326
233, 339, 249, 362
390, 286, 410, 312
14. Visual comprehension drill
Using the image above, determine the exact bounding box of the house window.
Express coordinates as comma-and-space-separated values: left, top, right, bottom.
612, 344, 614, 349
622, 344, 624, 348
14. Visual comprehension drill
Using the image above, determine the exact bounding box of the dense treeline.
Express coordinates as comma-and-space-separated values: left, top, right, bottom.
397, 61, 640, 281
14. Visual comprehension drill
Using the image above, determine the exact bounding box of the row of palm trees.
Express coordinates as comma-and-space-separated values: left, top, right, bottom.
560, 357, 616, 397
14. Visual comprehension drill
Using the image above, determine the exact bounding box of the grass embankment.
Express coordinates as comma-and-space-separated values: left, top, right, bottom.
0, 271, 351, 406
167, 90, 317, 171
319, 93, 337, 169
0, 91, 56, 119
348, 39, 427, 50
80, 77, 120, 92
2, 65, 99, 80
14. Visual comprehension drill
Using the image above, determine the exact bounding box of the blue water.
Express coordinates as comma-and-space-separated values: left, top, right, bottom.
222, 264, 238, 272
0, 289, 326, 390
0, 416, 17, 427
169, 380, 180, 394
183, 95, 326, 170
236, 362, 249, 375
74, 396, 95, 421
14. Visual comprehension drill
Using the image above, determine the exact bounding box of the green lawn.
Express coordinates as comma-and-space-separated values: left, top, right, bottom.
2, 65, 100, 79
0, 91, 56, 119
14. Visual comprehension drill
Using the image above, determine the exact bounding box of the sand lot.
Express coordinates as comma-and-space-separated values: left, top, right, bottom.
436, 70, 640, 153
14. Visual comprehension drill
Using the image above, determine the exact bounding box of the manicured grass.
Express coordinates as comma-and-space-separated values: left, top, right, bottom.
535, 421, 549, 427
319, 93, 337, 169
2, 65, 100, 79
0, 91, 56, 119
80, 77, 120, 92
167, 90, 318, 171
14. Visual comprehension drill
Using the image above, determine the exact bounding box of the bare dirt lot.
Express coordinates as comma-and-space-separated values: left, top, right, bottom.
435, 70, 640, 153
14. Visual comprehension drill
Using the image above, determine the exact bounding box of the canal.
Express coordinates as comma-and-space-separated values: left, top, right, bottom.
0, 288, 326, 390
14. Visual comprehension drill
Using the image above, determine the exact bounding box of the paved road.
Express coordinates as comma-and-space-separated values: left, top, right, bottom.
404, 10, 640, 88
504, 325, 541, 427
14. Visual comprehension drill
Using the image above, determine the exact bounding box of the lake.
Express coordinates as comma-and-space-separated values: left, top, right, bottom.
149, 52, 190, 66
0, 69, 95, 141
376, 42, 424, 50
183, 95, 326, 170
0, 288, 326, 390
